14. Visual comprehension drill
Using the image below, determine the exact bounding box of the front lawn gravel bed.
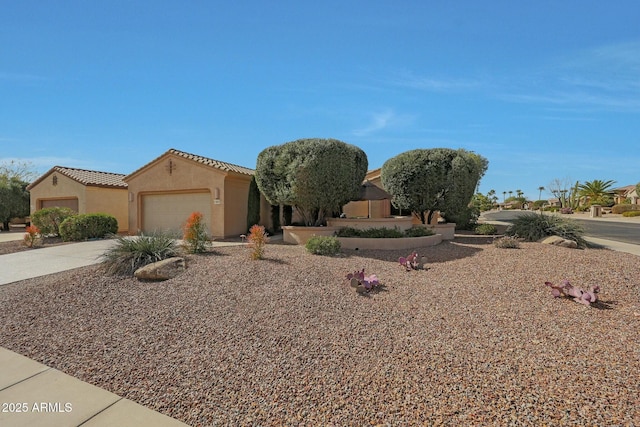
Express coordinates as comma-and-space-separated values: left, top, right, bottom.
1, 238, 639, 425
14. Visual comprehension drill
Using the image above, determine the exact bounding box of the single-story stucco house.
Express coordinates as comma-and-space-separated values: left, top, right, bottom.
27, 166, 129, 232
124, 148, 271, 238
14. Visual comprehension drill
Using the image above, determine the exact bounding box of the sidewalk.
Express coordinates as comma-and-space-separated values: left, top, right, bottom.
0, 347, 188, 427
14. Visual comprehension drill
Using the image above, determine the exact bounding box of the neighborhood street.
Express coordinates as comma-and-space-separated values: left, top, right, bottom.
480, 210, 640, 246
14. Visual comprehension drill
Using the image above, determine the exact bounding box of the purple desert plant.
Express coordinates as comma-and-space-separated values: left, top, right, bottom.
346, 268, 380, 293
544, 280, 600, 306
399, 251, 423, 271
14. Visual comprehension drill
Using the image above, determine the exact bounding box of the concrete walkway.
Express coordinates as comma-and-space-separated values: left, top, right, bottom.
0, 347, 188, 427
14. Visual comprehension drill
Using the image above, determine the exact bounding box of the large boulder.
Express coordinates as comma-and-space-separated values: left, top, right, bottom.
540, 235, 578, 249
134, 257, 186, 281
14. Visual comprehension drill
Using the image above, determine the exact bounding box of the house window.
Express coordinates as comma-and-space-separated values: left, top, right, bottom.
52, 175, 58, 186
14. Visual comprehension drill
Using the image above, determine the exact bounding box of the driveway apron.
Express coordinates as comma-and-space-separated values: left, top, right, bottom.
0, 240, 115, 286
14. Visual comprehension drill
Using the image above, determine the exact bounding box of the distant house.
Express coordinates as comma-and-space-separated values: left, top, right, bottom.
27, 167, 129, 233
612, 185, 639, 205
547, 198, 561, 207
124, 148, 271, 238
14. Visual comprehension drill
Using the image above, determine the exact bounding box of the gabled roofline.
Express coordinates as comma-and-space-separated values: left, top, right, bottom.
27, 166, 128, 190
124, 148, 255, 182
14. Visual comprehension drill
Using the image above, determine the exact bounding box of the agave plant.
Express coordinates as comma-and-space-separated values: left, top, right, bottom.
346, 269, 380, 293
399, 251, 423, 271
544, 280, 599, 306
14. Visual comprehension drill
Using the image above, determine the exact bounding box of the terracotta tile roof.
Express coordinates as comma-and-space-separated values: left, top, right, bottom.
27, 166, 127, 190
168, 149, 255, 175
124, 148, 255, 180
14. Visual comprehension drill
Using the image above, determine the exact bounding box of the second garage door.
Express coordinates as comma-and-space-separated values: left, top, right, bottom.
142, 192, 212, 235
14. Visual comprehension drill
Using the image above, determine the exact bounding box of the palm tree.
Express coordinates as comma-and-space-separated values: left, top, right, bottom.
508, 190, 513, 199
516, 189, 523, 198
502, 191, 507, 203
538, 186, 545, 201
578, 179, 616, 205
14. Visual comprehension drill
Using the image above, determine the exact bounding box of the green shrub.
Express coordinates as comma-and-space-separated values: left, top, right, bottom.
494, 236, 520, 249
335, 226, 404, 238
335, 227, 360, 237
305, 235, 341, 255
30, 207, 75, 236
622, 210, 640, 217
59, 213, 118, 241
505, 213, 586, 248
336, 226, 434, 238
403, 227, 435, 237
612, 204, 640, 214
100, 232, 181, 276
474, 223, 498, 235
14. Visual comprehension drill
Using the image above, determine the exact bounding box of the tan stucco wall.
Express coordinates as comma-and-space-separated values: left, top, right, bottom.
29, 173, 129, 232
223, 176, 251, 238
126, 154, 228, 237
29, 173, 86, 213
85, 186, 129, 232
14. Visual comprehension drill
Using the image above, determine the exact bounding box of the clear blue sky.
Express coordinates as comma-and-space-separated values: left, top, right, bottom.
2, 1, 639, 200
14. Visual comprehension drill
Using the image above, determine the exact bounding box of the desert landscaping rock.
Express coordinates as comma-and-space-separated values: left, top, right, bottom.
1, 240, 639, 425
134, 257, 186, 281
540, 235, 579, 248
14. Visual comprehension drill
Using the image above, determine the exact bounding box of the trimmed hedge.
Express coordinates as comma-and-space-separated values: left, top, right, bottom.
335, 226, 434, 238
31, 207, 75, 236
59, 213, 118, 241
622, 210, 640, 217
612, 204, 640, 214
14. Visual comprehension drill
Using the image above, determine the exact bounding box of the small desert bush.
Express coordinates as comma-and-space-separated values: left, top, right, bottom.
505, 213, 586, 248
101, 232, 181, 276
31, 207, 75, 236
183, 212, 211, 253
247, 224, 269, 260
59, 213, 118, 241
474, 223, 497, 235
23, 225, 42, 248
305, 235, 341, 255
494, 236, 520, 249
622, 210, 640, 217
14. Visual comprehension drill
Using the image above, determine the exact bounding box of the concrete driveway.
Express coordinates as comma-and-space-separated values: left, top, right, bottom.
0, 239, 116, 286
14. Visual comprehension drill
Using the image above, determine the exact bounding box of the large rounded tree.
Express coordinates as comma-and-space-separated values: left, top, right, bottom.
255, 138, 367, 226
381, 148, 488, 225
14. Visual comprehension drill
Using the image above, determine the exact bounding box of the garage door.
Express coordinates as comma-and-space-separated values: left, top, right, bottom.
142, 192, 212, 235
40, 198, 79, 212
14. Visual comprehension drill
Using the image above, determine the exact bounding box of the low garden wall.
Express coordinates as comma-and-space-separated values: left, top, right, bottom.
282, 226, 339, 245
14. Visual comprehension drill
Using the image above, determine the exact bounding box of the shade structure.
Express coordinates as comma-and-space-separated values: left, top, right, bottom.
357, 181, 391, 218
358, 181, 391, 201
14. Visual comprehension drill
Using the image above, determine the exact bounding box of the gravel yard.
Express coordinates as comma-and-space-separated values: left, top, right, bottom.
1, 236, 639, 426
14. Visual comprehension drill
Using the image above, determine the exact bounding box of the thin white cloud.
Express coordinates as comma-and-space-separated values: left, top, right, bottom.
502, 40, 640, 113
391, 71, 481, 92
352, 110, 416, 137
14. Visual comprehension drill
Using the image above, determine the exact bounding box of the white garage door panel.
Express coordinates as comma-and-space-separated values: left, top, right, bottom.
142, 193, 212, 234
